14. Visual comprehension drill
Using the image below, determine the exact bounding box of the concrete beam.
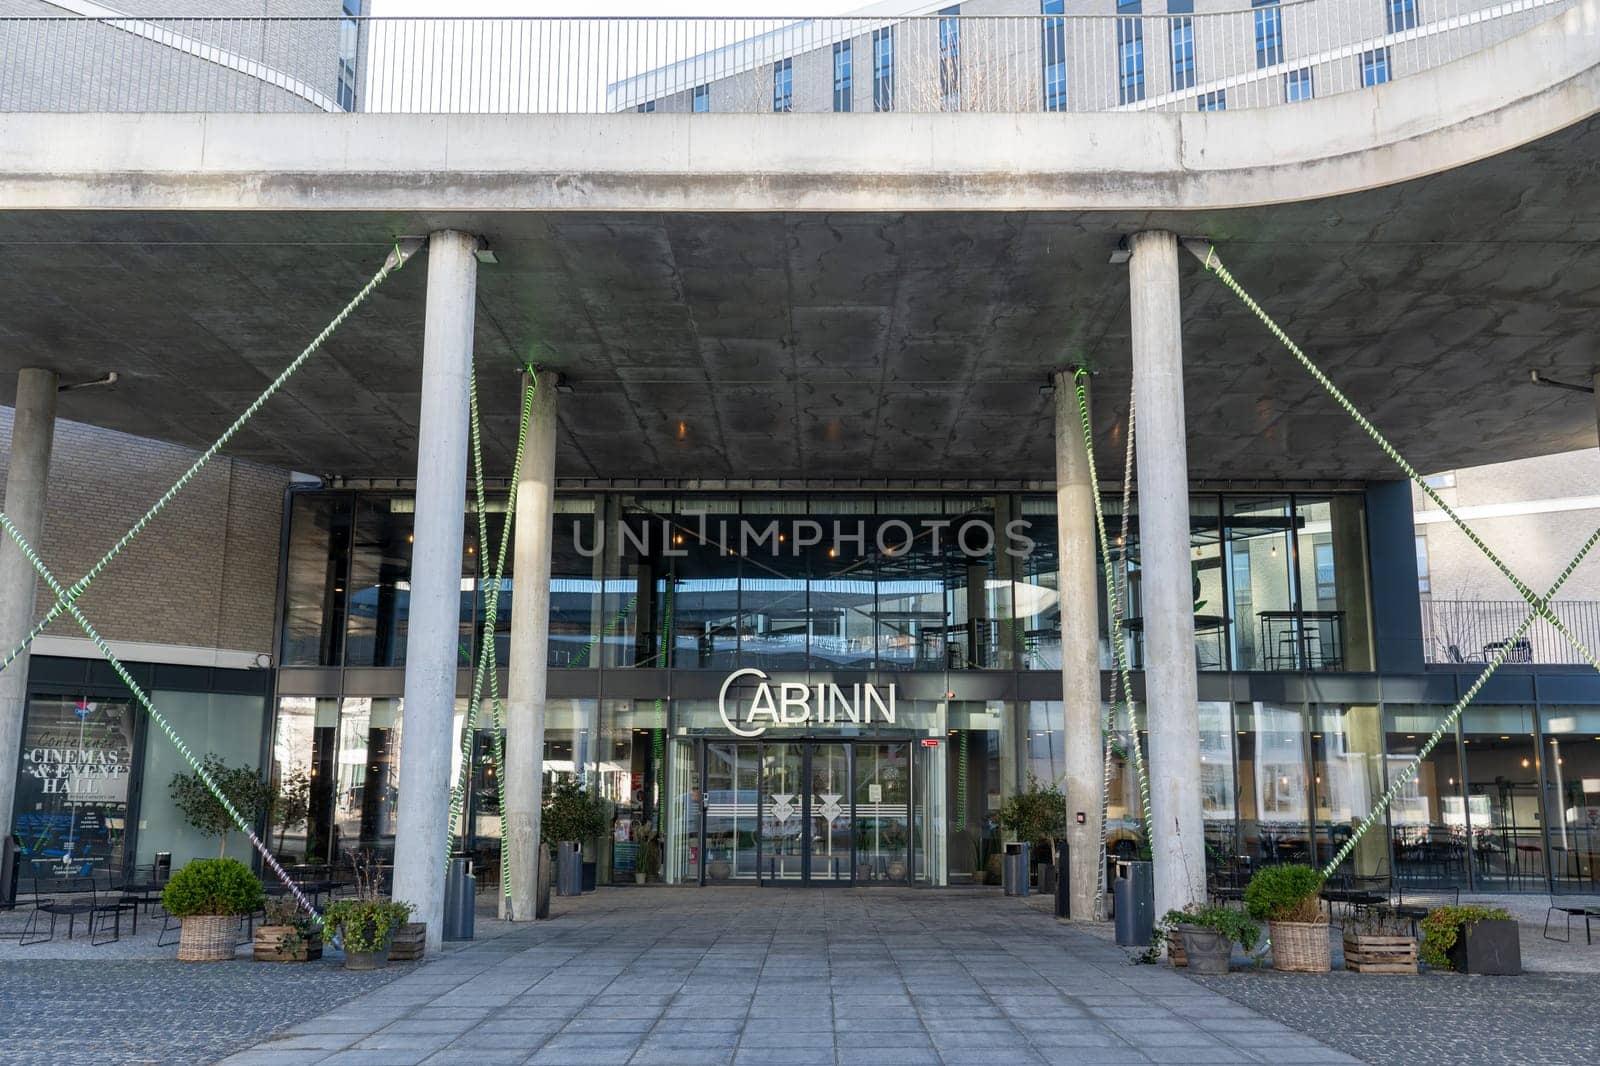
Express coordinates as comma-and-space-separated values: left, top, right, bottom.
391, 230, 478, 953
0, 368, 56, 885
505, 368, 558, 921
0, 4, 1594, 214
1127, 231, 1206, 919
1054, 369, 1104, 921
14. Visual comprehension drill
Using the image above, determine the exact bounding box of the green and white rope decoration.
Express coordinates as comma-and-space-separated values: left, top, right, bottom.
1189, 241, 1600, 877
0, 241, 418, 678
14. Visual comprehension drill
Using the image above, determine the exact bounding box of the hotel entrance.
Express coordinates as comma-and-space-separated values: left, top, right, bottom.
694, 739, 915, 885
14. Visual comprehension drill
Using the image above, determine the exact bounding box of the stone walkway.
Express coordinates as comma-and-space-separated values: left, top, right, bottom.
218, 888, 1355, 1066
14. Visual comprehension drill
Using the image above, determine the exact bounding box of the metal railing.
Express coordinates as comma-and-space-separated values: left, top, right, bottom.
0, 0, 1572, 115
1422, 599, 1600, 665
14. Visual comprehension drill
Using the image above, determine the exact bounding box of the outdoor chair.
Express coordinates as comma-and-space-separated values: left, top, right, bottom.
1390, 886, 1459, 937
22, 872, 131, 945
1544, 890, 1600, 945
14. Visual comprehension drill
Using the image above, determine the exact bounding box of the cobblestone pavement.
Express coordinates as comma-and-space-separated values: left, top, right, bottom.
1186, 968, 1600, 1066
219, 887, 1356, 1066
0, 957, 404, 1066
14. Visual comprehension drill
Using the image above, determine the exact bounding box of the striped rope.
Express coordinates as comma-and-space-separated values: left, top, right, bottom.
1189, 242, 1600, 877
0, 242, 416, 678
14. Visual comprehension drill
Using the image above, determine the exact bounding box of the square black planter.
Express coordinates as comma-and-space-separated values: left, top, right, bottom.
1448, 919, 1521, 975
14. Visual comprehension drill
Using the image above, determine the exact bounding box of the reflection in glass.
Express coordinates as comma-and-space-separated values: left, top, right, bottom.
703, 742, 759, 881
1541, 709, 1600, 887
345, 496, 413, 667
1199, 702, 1238, 863
1014, 498, 1062, 672
1385, 708, 1468, 887
281, 494, 352, 666
809, 744, 852, 881
1237, 702, 1310, 865
1226, 497, 1295, 671
856, 743, 911, 882
1462, 706, 1542, 889
1311, 704, 1382, 880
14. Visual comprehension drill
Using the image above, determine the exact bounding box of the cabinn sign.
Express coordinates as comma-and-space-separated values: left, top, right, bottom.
717, 668, 897, 739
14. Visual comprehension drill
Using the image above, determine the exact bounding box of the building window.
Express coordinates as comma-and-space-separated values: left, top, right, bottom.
337, 0, 360, 112
1042, 0, 1067, 111
773, 58, 793, 113
939, 6, 961, 111
1285, 66, 1314, 101
1415, 534, 1431, 594
1422, 471, 1455, 489
873, 27, 894, 111
1253, 0, 1283, 68
1198, 89, 1225, 111
1388, 0, 1420, 32
636, 100, 656, 113
1116, 0, 1145, 106
1361, 47, 1391, 86
693, 84, 709, 112
1170, 0, 1196, 92
833, 40, 852, 112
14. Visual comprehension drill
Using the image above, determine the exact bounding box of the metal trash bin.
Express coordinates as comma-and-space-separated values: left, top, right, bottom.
1113, 860, 1154, 946
443, 855, 475, 941
556, 841, 583, 897
1003, 841, 1030, 897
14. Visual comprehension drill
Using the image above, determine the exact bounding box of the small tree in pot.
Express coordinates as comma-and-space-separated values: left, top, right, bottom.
998, 775, 1067, 887
162, 858, 264, 962
1245, 864, 1330, 972
543, 774, 609, 891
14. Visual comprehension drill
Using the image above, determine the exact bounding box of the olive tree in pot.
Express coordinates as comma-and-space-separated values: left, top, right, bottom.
162, 858, 264, 962
542, 774, 609, 893
1244, 864, 1330, 973
1174, 905, 1260, 974
998, 775, 1066, 890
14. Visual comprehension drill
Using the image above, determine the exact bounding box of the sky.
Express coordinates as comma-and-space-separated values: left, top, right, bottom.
371, 1, 872, 16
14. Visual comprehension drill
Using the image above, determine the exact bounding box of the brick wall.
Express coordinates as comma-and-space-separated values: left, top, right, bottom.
0, 408, 289, 654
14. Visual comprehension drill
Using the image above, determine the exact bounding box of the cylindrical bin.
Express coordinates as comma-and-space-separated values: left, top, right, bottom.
443, 856, 475, 941
1002, 841, 1030, 897
1112, 860, 1154, 946
556, 841, 583, 897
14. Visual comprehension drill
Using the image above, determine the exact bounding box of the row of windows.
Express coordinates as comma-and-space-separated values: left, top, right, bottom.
634, 1, 1407, 115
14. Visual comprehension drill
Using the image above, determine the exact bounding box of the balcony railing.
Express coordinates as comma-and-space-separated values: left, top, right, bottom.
0, 0, 1572, 115
1421, 599, 1600, 665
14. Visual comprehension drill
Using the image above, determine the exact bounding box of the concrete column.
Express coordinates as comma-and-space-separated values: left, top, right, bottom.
392, 231, 478, 953
505, 369, 558, 921
1054, 369, 1104, 920
1127, 230, 1206, 918
0, 369, 57, 877
1593, 371, 1600, 447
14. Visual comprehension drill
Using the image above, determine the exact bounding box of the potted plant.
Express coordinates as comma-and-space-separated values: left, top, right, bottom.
324, 896, 413, 970
169, 755, 273, 858
1159, 903, 1205, 967
253, 898, 322, 963
635, 821, 662, 884
998, 775, 1066, 890
1245, 864, 1330, 972
1343, 908, 1417, 974
1420, 904, 1520, 975
543, 774, 609, 894
1175, 905, 1260, 975
162, 858, 264, 962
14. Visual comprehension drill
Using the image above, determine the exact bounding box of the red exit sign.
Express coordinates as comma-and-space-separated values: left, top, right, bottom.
920, 738, 941, 748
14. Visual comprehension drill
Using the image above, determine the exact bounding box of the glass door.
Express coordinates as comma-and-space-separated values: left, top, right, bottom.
855, 742, 911, 882
762, 742, 806, 881
808, 743, 853, 882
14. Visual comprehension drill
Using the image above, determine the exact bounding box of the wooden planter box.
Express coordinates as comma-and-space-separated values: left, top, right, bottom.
253, 925, 324, 963
388, 922, 426, 962
1343, 932, 1417, 974
1448, 919, 1521, 975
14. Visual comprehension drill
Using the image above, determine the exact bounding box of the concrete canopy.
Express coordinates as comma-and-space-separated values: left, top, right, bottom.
2, 111, 1597, 484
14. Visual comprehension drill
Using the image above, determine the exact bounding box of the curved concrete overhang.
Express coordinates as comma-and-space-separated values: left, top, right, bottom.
0, 2, 1595, 214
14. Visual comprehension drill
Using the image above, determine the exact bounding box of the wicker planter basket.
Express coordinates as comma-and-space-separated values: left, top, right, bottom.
388, 923, 426, 962
1269, 920, 1332, 972
253, 925, 323, 963
178, 914, 240, 962
1167, 929, 1188, 967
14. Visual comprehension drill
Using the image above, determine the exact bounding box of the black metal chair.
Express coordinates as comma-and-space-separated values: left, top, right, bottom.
1544, 890, 1600, 945
1390, 885, 1459, 937
22, 872, 100, 945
